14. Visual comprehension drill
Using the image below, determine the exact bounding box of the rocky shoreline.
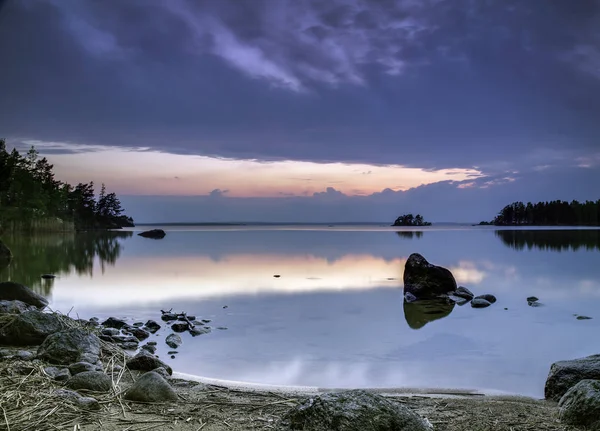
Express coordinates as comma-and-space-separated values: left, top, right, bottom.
0, 278, 598, 430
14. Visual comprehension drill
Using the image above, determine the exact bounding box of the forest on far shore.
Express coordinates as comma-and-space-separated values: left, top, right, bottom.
0, 139, 134, 231
482, 200, 600, 226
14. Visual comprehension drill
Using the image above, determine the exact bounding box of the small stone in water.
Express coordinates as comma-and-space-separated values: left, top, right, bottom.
170, 355, 176, 359
133, 322, 144, 327
577, 315, 592, 320
167, 351, 178, 355
527, 296, 539, 302
223, 305, 228, 309
217, 327, 228, 330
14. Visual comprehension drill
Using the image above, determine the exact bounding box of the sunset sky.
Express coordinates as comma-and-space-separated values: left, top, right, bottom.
1, 0, 599, 223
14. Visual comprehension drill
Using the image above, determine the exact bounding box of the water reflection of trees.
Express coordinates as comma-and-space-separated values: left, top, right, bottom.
395, 231, 424, 239
495, 229, 600, 251
0, 231, 132, 295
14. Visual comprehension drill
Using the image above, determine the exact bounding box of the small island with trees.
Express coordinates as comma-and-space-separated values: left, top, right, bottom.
0, 139, 134, 232
392, 213, 432, 227
481, 200, 600, 226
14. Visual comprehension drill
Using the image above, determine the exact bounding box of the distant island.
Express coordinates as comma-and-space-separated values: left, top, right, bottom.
481, 200, 600, 226
0, 139, 134, 232
392, 213, 432, 227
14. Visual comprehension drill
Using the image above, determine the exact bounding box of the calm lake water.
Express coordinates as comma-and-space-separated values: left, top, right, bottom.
2, 225, 600, 398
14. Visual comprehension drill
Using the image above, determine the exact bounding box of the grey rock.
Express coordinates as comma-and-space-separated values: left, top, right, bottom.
69, 361, 96, 375
403, 253, 457, 300
471, 298, 492, 308
141, 344, 157, 354
0, 281, 48, 309
171, 322, 189, 332
454, 286, 475, 300
124, 327, 150, 341
16, 350, 35, 361
474, 294, 496, 304
138, 229, 166, 239
117, 341, 139, 350
152, 367, 171, 379
0, 310, 68, 345
37, 328, 101, 365
126, 351, 173, 375
101, 327, 120, 336
101, 317, 128, 329
545, 355, 600, 401
145, 320, 161, 333
0, 299, 36, 314
54, 368, 72, 381
65, 371, 112, 393
559, 379, 600, 429
280, 390, 433, 431
43, 366, 62, 378
165, 333, 182, 349
124, 371, 178, 403
53, 389, 100, 410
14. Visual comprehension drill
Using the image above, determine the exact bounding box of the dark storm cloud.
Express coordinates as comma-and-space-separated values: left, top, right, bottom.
0, 0, 599, 171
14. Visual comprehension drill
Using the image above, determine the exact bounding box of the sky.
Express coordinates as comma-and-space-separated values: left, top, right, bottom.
0, 0, 599, 223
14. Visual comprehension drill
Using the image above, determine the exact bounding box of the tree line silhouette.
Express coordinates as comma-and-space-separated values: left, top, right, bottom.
488, 200, 600, 226
0, 139, 134, 231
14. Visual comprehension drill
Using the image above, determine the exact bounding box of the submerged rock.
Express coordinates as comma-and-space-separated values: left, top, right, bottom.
124, 326, 150, 341
101, 317, 128, 329
66, 371, 112, 393
471, 298, 492, 308
0, 310, 67, 345
0, 281, 48, 309
144, 320, 161, 333
559, 379, 600, 429
124, 371, 178, 403
474, 294, 496, 304
577, 315, 593, 320
403, 253, 457, 300
190, 327, 211, 336
546, 355, 600, 401
126, 351, 173, 375
165, 333, 182, 349
138, 229, 166, 239
37, 328, 101, 365
454, 286, 475, 300
280, 390, 433, 431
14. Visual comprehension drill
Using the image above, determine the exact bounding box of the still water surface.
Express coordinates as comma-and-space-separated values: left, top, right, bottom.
2, 226, 600, 398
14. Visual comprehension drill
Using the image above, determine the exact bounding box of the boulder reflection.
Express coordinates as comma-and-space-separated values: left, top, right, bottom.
403, 298, 455, 329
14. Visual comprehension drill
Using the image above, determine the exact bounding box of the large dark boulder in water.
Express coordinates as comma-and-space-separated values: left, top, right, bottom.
403, 253, 457, 299
403, 299, 454, 329
0, 281, 48, 309
38, 329, 101, 365
280, 390, 432, 431
0, 310, 68, 345
138, 229, 166, 239
545, 355, 600, 401
559, 379, 600, 429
